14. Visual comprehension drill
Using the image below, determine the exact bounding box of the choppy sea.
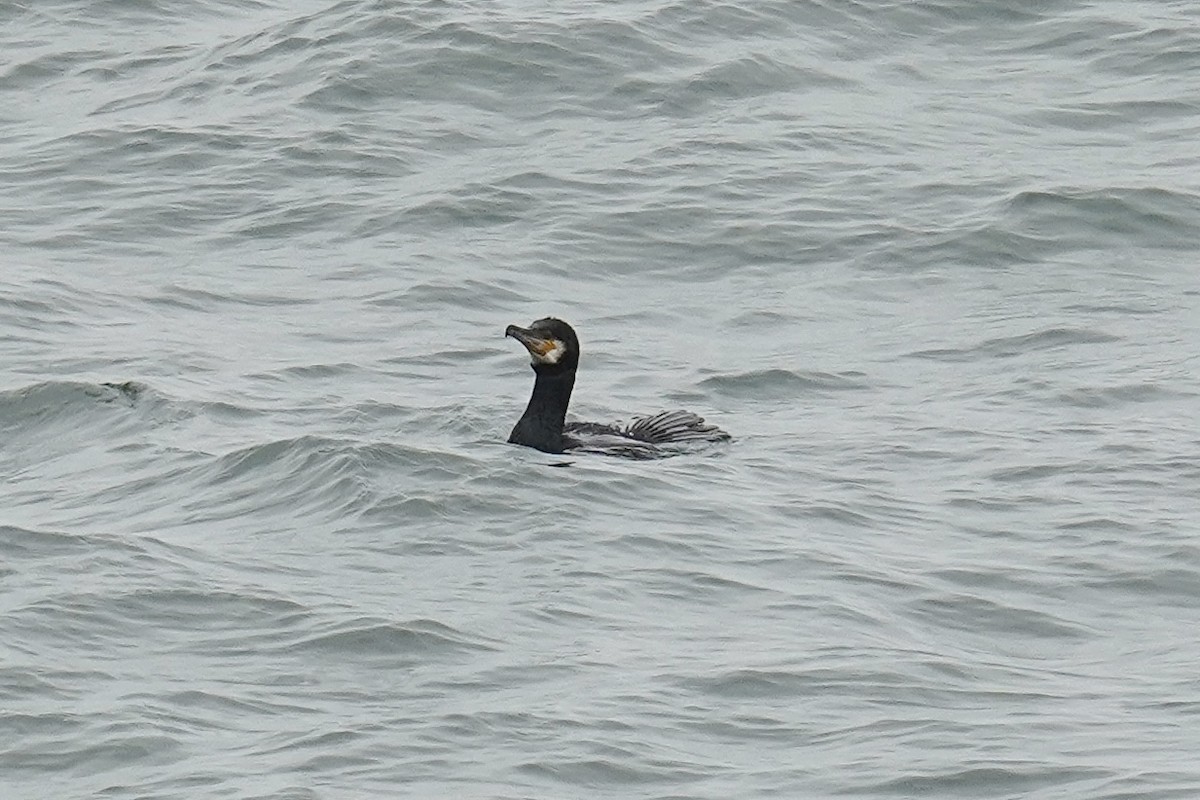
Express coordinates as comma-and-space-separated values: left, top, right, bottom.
3, 1, 1200, 798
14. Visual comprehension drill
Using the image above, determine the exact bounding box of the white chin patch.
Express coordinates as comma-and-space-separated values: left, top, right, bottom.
531, 339, 566, 365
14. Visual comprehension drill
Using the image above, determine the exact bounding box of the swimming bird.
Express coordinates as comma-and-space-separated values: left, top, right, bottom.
505, 317, 730, 459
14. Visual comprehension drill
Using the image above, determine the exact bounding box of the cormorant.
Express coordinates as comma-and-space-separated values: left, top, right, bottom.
505, 317, 730, 459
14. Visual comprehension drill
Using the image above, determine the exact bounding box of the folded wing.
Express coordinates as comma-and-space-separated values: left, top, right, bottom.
621, 410, 731, 444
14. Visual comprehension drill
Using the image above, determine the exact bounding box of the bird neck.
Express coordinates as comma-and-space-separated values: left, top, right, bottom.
509, 368, 576, 453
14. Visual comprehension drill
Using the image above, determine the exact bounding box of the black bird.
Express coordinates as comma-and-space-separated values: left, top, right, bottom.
505, 317, 730, 459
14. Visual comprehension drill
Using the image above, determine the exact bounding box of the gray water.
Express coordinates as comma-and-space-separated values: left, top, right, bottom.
3, 1, 1200, 798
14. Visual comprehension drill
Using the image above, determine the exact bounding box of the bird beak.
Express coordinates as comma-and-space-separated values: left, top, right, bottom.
506, 324, 565, 364
506, 324, 556, 357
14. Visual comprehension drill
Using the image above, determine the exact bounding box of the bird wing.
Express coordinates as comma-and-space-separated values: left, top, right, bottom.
562, 423, 663, 459
620, 410, 731, 444
562, 412, 729, 459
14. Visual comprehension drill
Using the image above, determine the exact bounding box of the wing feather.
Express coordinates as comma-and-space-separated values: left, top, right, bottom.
622, 410, 731, 444
562, 411, 729, 458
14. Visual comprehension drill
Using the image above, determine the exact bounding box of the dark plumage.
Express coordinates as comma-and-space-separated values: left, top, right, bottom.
505, 317, 730, 459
